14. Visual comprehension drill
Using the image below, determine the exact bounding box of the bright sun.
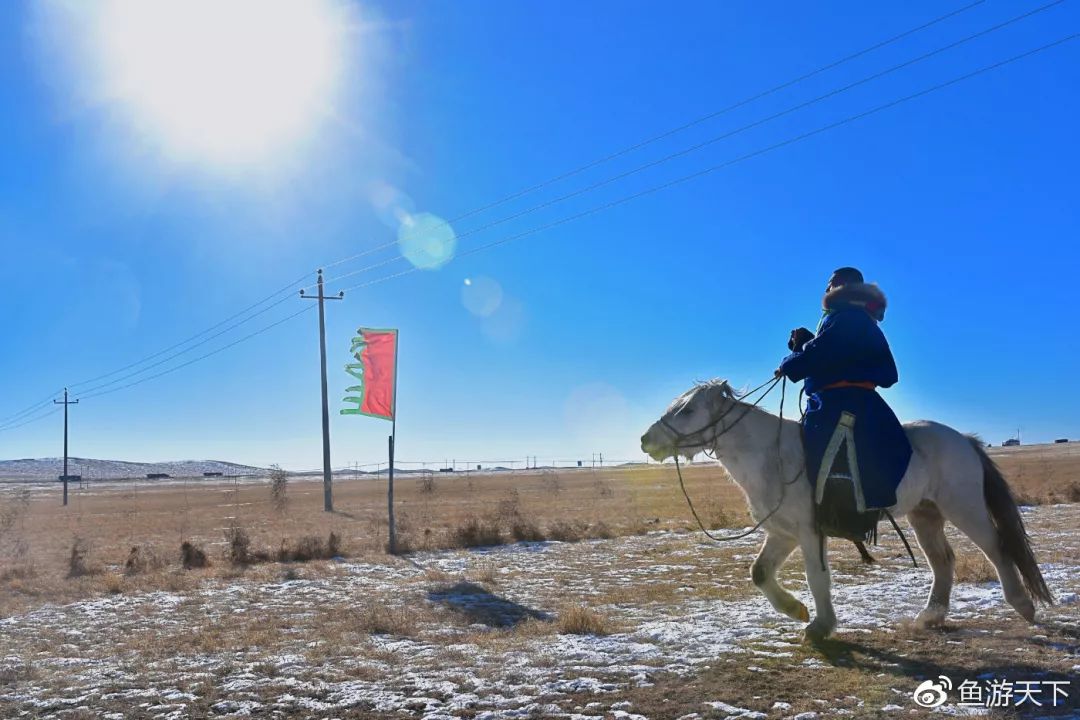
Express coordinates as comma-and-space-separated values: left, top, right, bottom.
89, 0, 347, 167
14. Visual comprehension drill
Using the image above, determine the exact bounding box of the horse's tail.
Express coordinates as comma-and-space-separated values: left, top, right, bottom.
967, 437, 1054, 605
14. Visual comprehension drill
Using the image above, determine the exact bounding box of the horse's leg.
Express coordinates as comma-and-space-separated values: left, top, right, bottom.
799, 530, 836, 641
752, 532, 807, 622
853, 541, 876, 564
937, 494, 1035, 622
907, 500, 955, 627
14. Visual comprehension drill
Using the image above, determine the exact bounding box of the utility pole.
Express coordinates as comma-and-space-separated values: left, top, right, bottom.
300, 269, 344, 512
54, 388, 79, 506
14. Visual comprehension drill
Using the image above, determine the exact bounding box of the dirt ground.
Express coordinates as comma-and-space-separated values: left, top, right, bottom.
0, 444, 1077, 718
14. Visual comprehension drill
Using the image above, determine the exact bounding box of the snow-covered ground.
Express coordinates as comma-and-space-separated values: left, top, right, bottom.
1, 505, 1078, 719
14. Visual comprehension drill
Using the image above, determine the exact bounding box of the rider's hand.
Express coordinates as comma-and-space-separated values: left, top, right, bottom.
774, 367, 784, 378
788, 327, 814, 352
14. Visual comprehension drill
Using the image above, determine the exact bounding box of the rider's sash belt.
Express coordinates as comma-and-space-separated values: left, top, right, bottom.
820, 380, 876, 392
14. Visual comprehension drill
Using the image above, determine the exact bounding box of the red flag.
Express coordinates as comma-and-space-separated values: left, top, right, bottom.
341, 328, 397, 421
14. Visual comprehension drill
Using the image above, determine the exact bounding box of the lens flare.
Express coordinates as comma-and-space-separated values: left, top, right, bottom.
397, 212, 457, 270
481, 296, 525, 343
461, 276, 503, 317
368, 181, 416, 230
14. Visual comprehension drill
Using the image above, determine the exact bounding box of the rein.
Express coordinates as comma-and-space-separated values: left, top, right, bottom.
669, 376, 919, 568
671, 376, 805, 542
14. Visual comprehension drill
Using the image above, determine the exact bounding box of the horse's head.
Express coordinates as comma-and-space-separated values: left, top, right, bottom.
640, 379, 743, 461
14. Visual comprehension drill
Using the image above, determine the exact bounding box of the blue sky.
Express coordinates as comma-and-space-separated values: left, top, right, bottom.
1, 0, 1077, 470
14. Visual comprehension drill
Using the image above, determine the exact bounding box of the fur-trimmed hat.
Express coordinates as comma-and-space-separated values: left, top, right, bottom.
823, 282, 887, 322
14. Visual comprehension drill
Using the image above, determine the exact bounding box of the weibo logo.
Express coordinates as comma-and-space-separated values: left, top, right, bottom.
913, 676, 953, 708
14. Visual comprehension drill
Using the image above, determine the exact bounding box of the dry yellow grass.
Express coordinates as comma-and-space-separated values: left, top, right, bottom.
0, 442, 1075, 617
556, 604, 615, 635
0, 463, 742, 614
953, 551, 999, 584
988, 442, 1080, 504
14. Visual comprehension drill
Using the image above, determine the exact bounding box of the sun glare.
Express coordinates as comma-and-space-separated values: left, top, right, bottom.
90, 0, 347, 167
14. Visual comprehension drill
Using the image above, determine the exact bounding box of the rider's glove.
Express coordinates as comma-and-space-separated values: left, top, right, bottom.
788, 327, 814, 352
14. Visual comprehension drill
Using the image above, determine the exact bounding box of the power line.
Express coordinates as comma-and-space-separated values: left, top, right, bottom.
0, 5, 1059, 416
0, 271, 315, 427
68, 270, 314, 390
0, 2, 990, 418
76, 304, 317, 401
439, 0, 988, 226
72, 293, 297, 398
319, 0, 1063, 291
301, 1, 991, 293
23, 26, 1076, 411
0, 406, 61, 434
0, 389, 63, 426
336, 32, 1079, 294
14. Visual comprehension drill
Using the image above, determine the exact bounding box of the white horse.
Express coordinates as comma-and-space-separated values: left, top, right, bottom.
639, 379, 1052, 642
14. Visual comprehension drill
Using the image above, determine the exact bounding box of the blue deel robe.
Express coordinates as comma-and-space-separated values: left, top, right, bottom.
779, 307, 912, 510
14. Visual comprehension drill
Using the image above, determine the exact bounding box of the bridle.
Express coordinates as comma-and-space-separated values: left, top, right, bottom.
664, 375, 917, 567
663, 375, 806, 542
659, 376, 781, 451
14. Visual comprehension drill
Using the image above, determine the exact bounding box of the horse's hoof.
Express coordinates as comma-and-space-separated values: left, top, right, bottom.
1016, 600, 1036, 624
802, 618, 834, 644
795, 604, 809, 623
914, 606, 947, 628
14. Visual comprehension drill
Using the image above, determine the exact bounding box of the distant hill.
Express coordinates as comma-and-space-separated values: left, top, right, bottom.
0, 457, 267, 481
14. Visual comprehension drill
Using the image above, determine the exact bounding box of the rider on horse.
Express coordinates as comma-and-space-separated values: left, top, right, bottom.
777, 267, 912, 542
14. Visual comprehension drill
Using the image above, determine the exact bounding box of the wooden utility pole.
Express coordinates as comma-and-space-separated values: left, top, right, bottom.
54, 388, 79, 506
300, 269, 344, 512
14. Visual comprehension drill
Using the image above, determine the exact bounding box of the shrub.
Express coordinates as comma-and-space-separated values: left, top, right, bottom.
269, 464, 289, 514
103, 573, 123, 594
547, 520, 587, 543
1068, 482, 1080, 503
451, 516, 503, 548
0, 489, 32, 577
124, 545, 166, 576
389, 523, 413, 554
496, 490, 546, 543
420, 474, 436, 494
590, 520, 614, 539
706, 505, 739, 530
181, 541, 210, 569
224, 526, 254, 565
67, 537, 99, 578
954, 553, 997, 583
510, 517, 546, 543
557, 604, 613, 635
277, 532, 341, 562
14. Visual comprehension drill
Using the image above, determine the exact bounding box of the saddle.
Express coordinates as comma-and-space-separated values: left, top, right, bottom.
813, 411, 882, 543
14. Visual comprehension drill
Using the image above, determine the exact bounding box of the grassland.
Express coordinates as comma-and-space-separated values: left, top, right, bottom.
0, 443, 1078, 718
0, 443, 1077, 618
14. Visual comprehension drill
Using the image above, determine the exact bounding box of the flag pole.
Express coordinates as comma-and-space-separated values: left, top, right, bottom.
387, 330, 399, 554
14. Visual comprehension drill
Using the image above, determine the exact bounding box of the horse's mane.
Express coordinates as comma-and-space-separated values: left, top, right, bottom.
693, 378, 741, 397
666, 378, 742, 414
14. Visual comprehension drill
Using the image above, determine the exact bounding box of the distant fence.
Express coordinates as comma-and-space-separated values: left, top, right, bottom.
0, 456, 679, 484
294, 457, 659, 480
